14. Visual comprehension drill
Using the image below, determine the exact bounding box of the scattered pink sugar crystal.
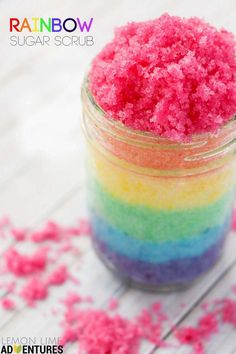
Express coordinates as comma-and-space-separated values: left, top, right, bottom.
83, 295, 94, 303
136, 308, 164, 346
176, 326, 202, 347
151, 302, 162, 313
4, 247, 47, 276
47, 265, 68, 286
0, 216, 11, 238
62, 292, 82, 307
20, 277, 48, 306
60, 294, 169, 352
197, 312, 218, 338
11, 228, 27, 242
219, 298, 236, 326
69, 274, 80, 285
108, 297, 119, 311
232, 209, 236, 231
176, 311, 220, 353
4, 247, 48, 276
5, 281, 16, 293
201, 302, 210, 312
57, 242, 73, 253
0, 217, 89, 312
3, 214, 236, 354
31, 221, 62, 243
151, 301, 168, 322
232, 285, 236, 294
77, 218, 91, 235
1, 298, 16, 310
60, 327, 77, 346
61, 309, 141, 354
89, 14, 236, 141
64, 307, 79, 325
66, 218, 91, 237
0, 216, 11, 229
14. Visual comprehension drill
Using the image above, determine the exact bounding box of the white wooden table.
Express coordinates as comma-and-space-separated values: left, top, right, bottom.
0, 1, 236, 353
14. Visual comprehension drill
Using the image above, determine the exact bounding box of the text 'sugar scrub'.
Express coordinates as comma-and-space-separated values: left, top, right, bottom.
82, 14, 236, 290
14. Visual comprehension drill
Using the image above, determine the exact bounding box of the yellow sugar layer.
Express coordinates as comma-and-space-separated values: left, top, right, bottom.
89, 147, 236, 210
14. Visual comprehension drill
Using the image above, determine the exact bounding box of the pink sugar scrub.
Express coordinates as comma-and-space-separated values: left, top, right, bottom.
89, 14, 236, 141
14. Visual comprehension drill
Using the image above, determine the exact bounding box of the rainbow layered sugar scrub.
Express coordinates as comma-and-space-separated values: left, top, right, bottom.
82, 14, 236, 289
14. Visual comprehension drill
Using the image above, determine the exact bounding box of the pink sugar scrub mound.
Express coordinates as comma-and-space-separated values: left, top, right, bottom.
89, 14, 236, 141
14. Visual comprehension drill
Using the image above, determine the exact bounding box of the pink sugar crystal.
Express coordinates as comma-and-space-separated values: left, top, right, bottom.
47, 265, 68, 286
89, 14, 236, 141
11, 228, 27, 242
108, 297, 119, 311
60, 328, 77, 346
5, 281, 16, 293
62, 292, 82, 307
219, 298, 236, 326
136, 308, 164, 346
1, 298, 16, 310
4, 247, 47, 276
65, 219, 91, 237
232, 208, 236, 231
232, 285, 236, 294
175, 326, 202, 349
0, 216, 10, 230
60, 295, 168, 353
197, 312, 218, 338
31, 221, 62, 243
61, 309, 141, 353
20, 277, 48, 306
176, 310, 221, 353
0, 217, 90, 312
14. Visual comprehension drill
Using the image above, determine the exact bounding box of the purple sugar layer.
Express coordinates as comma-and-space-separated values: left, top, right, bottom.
92, 235, 225, 287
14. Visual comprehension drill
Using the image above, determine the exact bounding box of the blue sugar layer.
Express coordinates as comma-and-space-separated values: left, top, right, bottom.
90, 209, 231, 263
93, 235, 225, 286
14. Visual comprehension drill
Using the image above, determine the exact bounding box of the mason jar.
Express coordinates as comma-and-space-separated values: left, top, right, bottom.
81, 78, 236, 291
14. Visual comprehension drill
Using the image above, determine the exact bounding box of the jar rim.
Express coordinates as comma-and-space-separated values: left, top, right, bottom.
83, 76, 236, 149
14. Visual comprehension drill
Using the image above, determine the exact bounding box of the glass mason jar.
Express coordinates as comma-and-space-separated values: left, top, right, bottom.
82, 79, 236, 291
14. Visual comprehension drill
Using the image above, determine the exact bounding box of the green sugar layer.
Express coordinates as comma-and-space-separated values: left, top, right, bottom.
90, 179, 234, 242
